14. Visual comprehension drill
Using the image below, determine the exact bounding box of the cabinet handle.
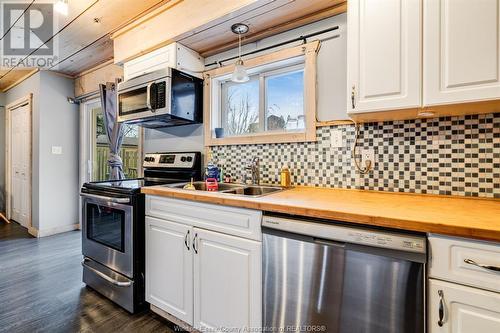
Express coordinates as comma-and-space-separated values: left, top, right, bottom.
464, 258, 500, 273
184, 230, 190, 251
193, 233, 198, 254
351, 85, 356, 109
438, 289, 446, 327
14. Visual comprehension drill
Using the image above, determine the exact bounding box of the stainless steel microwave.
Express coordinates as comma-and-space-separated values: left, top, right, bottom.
117, 68, 203, 128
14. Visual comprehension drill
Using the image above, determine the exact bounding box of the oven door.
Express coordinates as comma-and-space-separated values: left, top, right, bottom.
81, 193, 134, 278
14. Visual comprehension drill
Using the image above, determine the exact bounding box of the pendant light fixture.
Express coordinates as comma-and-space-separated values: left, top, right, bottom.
231, 23, 250, 83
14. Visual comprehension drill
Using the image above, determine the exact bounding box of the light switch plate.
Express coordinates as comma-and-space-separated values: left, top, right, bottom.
52, 146, 62, 155
330, 129, 343, 148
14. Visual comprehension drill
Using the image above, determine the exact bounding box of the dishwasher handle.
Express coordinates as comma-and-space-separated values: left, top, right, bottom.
314, 238, 345, 248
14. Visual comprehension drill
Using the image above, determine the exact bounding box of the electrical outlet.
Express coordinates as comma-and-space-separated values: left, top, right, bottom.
361, 149, 375, 168
52, 146, 62, 155
330, 130, 343, 148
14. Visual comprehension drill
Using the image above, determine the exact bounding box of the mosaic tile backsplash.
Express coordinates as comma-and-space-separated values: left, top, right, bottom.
209, 113, 500, 198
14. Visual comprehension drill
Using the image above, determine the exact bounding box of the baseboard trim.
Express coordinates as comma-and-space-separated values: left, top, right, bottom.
0, 212, 9, 223
28, 223, 80, 238
150, 305, 200, 333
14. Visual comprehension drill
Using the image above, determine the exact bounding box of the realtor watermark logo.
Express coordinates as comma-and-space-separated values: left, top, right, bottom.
1, 1, 59, 69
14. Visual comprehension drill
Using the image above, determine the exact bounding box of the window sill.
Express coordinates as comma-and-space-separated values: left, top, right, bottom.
205, 130, 316, 146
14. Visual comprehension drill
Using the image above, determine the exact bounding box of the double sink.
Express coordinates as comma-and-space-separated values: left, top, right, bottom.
167, 181, 285, 197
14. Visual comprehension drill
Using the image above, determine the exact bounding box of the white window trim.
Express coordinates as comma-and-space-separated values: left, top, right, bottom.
203, 41, 320, 146
217, 63, 305, 136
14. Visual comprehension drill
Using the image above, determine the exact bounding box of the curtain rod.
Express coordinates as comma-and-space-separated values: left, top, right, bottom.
205, 25, 340, 68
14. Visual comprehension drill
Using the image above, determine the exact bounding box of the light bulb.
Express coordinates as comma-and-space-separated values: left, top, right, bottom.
55, 0, 69, 16
231, 59, 249, 83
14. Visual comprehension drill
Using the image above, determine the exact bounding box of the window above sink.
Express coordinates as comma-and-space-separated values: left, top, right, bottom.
203, 41, 320, 146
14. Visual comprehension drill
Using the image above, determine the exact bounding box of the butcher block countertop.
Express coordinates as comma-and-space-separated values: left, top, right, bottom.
141, 186, 500, 242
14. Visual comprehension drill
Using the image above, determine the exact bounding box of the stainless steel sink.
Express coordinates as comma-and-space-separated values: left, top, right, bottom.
166, 182, 285, 197
168, 181, 244, 192
223, 185, 284, 197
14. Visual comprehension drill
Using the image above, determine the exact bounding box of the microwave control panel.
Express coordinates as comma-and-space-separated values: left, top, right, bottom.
151, 81, 166, 109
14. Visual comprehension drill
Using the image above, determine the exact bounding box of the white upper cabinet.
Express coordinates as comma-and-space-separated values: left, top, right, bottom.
424, 0, 500, 105
347, 0, 422, 113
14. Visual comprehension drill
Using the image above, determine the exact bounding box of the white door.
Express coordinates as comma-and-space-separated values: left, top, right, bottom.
428, 279, 500, 333
424, 0, 500, 105
347, 0, 421, 113
145, 217, 193, 324
193, 228, 261, 332
10, 104, 30, 227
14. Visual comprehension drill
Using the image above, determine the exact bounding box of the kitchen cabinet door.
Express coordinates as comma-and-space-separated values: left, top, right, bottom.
347, 0, 421, 113
145, 217, 193, 324
424, 0, 500, 105
428, 279, 500, 333
193, 228, 261, 332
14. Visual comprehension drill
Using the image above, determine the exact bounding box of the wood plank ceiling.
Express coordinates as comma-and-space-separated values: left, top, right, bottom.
0, 0, 169, 91
177, 0, 346, 57
0, 0, 346, 92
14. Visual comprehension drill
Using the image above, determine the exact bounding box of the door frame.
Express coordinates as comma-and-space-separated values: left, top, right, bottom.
79, 96, 145, 187
79, 96, 100, 188
5, 94, 33, 227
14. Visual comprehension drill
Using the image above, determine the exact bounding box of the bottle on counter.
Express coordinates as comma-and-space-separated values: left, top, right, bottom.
280, 165, 291, 187
205, 152, 220, 181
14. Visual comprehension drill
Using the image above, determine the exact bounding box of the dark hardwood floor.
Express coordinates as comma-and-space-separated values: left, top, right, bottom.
0, 220, 176, 333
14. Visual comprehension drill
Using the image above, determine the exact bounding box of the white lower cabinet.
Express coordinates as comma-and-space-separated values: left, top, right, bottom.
193, 228, 261, 331
145, 217, 193, 323
145, 197, 262, 332
428, 279, 500, 333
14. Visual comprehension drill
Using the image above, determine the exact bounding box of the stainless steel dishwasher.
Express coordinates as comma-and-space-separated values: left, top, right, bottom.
262, 215, 426, 333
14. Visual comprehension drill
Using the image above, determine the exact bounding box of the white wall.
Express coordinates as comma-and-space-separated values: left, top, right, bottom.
4, 71, 79, 234
144, 124, 204, 155
37, 71, 79, 232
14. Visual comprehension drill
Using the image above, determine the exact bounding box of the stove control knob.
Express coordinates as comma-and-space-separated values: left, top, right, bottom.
181, 156, 187, 162
186, 156, 193, 162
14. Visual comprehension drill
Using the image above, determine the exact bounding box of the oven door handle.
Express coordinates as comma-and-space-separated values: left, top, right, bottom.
82, 259, 132, 287
80, 192, 130, 204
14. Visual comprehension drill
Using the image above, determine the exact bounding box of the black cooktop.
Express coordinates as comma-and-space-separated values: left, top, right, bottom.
82, 177, 186, 195
82, 152, 202, 195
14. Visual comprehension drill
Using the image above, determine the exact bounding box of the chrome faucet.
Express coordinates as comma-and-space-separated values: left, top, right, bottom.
243, 157, 260, 185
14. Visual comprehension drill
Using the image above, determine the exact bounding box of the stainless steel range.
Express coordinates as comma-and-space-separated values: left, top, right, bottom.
80, 152, 201, 313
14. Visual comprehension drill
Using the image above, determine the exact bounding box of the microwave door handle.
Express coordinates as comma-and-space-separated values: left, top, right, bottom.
146, 82, 153, 110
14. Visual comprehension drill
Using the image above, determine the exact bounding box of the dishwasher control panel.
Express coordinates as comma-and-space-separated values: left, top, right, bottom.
262, 216, 426, 254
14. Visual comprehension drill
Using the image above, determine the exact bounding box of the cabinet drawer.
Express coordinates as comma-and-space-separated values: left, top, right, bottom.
428, 279, 500, 333
146, 196, 262, 241
429, 235, 500, 293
